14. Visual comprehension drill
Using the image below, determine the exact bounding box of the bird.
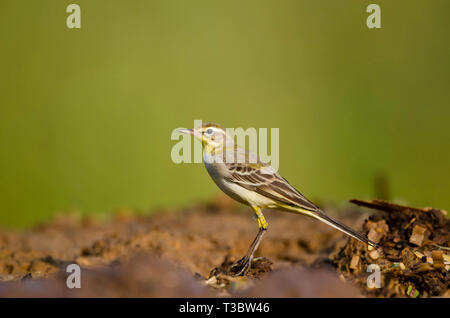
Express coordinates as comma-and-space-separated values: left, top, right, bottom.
178, 123, 378, 276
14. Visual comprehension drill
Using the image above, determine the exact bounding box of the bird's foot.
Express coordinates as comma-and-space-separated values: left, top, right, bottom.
229, 255, 252, 276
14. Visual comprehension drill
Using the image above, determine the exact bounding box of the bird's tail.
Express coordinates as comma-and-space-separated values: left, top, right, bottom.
292, 207, 379, 248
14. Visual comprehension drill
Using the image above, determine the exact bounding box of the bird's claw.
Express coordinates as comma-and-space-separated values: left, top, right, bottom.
230, 256, 252, 276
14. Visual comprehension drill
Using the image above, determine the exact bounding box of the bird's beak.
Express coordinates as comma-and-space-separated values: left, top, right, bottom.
177, 128, 194, 136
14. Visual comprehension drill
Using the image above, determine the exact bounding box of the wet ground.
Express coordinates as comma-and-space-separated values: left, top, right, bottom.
0, 195, 448, 297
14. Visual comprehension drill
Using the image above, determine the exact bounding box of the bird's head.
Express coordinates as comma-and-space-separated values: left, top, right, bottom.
178, 123, 230, 150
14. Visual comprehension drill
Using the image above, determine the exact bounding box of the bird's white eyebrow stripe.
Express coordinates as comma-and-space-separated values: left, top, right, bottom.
206, 127, 224, 133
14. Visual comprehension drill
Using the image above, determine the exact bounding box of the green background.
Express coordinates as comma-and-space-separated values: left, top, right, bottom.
1, 1, 449, 228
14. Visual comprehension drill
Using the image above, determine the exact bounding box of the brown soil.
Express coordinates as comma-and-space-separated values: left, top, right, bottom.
0, 196, 448, 297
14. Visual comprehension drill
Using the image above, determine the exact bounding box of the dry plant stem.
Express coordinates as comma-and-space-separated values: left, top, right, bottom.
349, 199, 446, 215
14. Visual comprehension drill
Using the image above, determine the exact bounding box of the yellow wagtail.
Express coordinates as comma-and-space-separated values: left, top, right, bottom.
179, 123, 378, 275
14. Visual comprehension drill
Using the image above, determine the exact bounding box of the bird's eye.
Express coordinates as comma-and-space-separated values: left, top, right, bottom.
206, 128, 213, 134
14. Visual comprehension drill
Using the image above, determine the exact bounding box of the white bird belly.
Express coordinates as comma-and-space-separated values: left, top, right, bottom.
203, 159, 276, 207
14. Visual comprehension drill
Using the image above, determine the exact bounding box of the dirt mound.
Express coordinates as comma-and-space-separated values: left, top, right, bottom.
0, 196, 448, 297
0, 254, 213, 297
330, 200, 449, 297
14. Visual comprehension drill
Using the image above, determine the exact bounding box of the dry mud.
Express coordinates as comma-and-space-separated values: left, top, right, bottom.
0, 196, 448, 297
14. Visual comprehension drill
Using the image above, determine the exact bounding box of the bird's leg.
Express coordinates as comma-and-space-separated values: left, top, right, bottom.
230, 206, 268, 276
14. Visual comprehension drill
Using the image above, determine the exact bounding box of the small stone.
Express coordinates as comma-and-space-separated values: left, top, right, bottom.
431, 250, 444, 269
369, 250, 380, 260
399, 262, 406, 270
367, 220, 389, 244
409, 225, 427, 246
350, 255, 360, 270
204, 276, 217, 286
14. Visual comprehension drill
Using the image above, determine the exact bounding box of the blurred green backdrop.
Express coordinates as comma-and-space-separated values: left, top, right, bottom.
1, 1, 449, 227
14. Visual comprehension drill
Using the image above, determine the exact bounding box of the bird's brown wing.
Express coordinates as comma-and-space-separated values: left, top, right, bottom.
225, 161, 319, 212
223, 155, 379, 248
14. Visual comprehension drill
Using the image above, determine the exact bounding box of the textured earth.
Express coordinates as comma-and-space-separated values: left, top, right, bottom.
0, 195, 448, 297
